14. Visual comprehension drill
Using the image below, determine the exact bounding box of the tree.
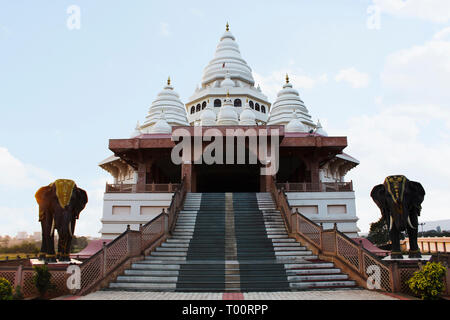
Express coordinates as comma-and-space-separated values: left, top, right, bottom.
367, 217, 390, 246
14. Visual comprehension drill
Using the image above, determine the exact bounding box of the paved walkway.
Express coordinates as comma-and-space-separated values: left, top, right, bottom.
77, 289, 398, 300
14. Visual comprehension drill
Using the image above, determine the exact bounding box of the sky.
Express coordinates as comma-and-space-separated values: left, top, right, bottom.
0, 0, 450, 237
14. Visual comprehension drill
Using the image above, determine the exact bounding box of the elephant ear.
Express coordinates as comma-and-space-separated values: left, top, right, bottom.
35, 186, 53, 221
408, 181, 425, 216
73, 188, 88, 220
370, 184, 388, 219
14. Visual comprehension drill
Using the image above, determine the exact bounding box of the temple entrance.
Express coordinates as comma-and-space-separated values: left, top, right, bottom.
195, 163, 261, 192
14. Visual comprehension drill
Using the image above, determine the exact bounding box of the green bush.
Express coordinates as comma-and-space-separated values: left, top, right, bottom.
13, 285, 24, 300
32, 265, 55, 298
407, 262, 447, 300
0, 277, 13, 300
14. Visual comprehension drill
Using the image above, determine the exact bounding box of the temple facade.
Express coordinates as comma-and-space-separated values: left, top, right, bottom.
99, 24, 360, 240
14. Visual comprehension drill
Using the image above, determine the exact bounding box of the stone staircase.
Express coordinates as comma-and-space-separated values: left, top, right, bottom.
108, 192, 357, 291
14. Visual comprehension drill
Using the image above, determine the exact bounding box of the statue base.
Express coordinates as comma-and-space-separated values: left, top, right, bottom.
382, 255, 432, 263
30, 258, 82, 266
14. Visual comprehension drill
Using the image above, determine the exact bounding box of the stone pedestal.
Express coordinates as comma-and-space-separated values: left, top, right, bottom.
382, 255, 432, 263
30, 258, 82, 267
382, 255, 432, 293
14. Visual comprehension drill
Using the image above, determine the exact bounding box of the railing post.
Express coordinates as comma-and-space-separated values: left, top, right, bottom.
163, 208, 169, 236
291, 208, 299, 234
334, 223, 338, 255
15, 263, 23, 288
102, 242, 107, 278
358, 240, 364, 274
390, 262, 400, 293
139, 224, 143, 254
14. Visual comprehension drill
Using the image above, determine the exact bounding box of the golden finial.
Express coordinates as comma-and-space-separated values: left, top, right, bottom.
286, 74, 289, 84
226, 90, 230, 98
226, 22, 229, 31
167, 76, 171, 86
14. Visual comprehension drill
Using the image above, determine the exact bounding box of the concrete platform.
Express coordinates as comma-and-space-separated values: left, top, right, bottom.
76, 289, 399, 300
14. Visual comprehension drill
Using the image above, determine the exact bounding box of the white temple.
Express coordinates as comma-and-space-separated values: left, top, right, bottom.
98, 24, 360, 239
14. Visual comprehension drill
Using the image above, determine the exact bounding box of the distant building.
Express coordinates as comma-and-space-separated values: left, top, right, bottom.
401, 237, 450, 253
31, 232, 41, 241
16, 231, 28, 240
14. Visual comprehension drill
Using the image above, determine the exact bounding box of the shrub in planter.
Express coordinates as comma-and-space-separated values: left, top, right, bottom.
0, 277, 13, 300
407, 262, 447, 300
13, 285, 24, 300
32, 265, 55, 298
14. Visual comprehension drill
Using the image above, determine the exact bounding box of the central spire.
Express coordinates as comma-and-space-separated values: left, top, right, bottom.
226, 22, 229, 31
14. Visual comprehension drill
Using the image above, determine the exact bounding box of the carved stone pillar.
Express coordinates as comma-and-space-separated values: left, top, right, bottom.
137, 162, 146, 192
310, 160, 320, 186
182, 161, 193, 192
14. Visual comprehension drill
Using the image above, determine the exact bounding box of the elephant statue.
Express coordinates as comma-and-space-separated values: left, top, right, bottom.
35, 179, 88, 262
370, 175, 425, 259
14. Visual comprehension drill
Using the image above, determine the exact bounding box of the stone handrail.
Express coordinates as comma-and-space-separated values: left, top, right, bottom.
269, 176, 394, 292
275, 181, 353, 192
76, 177, 187, 296
105, 183, 181, 193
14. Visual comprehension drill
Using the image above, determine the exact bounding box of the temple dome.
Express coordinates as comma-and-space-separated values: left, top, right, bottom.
201, 24, 254, 86
239, 100, 256, 125
130, 121, 142, 138
267, 75, 315, 128
221, 71, 235, 88
285, 110, 307, 133
200, 101, 217, 126
149, 111, 172, 134
142, 78, 189, 131
315, 119, 328, 136
217, 94, 239, 125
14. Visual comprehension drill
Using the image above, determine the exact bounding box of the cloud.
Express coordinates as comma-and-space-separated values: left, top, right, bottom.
381, 28, 450, 104
159, 22, 171, 37
0, 147, 109, 237
344, 105, 450, 233
0, 147, 54, 190
75, 175, 112, 238
254, 69, 328, 102
0, 205, 41, 237
335, 68, 370, 88
372, 0, 450, 23
340, 27, 450, 232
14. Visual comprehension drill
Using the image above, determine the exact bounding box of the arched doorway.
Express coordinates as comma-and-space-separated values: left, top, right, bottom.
195, 163, 260, 192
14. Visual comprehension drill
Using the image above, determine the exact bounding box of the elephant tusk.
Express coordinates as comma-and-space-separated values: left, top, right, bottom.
68, 223, 73, 237
408, 216, 416, 229
389, 216, 394, 231
50, 217, 55, 237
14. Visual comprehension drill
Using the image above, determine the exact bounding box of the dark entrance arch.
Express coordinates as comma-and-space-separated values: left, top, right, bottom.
195, 163, 260, 192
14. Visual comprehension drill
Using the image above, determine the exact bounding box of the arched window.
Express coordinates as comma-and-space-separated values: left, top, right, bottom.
190, 106, 195, 114
255, 103, 260, 111
202, 101, 207, 110
214, 99, 222, 108
261, 105, 266, 113
234, 99, 242, 107
196, 104, 201, 112
249, 101, 254, 109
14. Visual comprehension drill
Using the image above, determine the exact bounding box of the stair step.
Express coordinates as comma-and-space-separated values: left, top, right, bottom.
106, 192, 357, 293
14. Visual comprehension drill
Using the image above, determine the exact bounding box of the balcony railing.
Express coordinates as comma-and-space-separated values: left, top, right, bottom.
105, 183, 181, 193
276, 181, 353, 192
